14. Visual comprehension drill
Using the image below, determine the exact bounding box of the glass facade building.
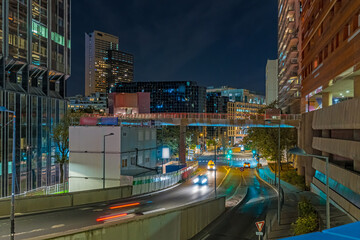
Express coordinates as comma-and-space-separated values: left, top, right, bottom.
0, 0, 70, 197
106, 50, 134, 87
110, 81, 206, 113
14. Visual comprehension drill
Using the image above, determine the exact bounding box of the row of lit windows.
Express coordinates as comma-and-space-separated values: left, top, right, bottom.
32, 20, 70, 48
302, 11, 360, 80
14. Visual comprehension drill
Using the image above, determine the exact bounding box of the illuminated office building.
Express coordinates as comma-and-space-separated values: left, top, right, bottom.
85, 30, 119, 96
0, 0, 71, 196
278, 0, 301, 113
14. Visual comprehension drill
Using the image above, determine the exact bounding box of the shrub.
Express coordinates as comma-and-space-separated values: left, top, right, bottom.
298, 197, 315, 217
292, 198, 318, 235
292, 213, 318, 235
281, 170, 306, 190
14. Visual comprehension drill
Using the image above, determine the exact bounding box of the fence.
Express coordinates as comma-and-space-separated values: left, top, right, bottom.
69, 113, 301, 126
0, 182, 69, 200
132, 162, 198, 195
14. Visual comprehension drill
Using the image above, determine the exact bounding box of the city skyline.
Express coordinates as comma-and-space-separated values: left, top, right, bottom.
69, 0, 278, 97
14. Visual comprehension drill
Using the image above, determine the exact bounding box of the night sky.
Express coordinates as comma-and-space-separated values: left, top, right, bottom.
69, 0, 278, 97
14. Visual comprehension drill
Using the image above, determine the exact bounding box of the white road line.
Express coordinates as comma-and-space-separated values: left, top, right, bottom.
201, 233, 210, 240
217, 167, 231, 190
4, 228, 45, 237
79, 207, 93, 211
142, 208, 166, 215
51, 224, 65, 229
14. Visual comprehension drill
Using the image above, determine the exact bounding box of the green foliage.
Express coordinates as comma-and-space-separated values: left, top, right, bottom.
256, 100, 278, 114
281, 170, 306, 190
157, 126, 200, 157
292, 213, 318, 235
242, 127, 297, 162
298, 197, 316, 217
292, 198, 318, 235
52, 114, 70, 183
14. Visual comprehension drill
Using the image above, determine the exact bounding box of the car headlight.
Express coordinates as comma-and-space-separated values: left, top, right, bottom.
201, 178, 208, 184
207, 166, 210, 169
193, 178, 199, 183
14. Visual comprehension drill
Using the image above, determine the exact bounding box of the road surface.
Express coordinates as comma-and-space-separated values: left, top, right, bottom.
0, 153, 254, 239
193, 168, 278, 240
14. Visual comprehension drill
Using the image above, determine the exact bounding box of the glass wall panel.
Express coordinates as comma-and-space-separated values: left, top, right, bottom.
8, 0, 28, 61
7, 92, 15, 195
41, 97, 47, 186
20, 94, 27, 192
31, 96, 38, 189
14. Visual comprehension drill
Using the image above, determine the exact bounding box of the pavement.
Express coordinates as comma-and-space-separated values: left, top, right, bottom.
0, 157, 250, 240
258, 166, 353, 239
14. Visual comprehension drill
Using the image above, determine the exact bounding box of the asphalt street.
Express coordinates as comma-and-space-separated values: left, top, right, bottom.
0, 152, 255, 240
192, 168, 278, 240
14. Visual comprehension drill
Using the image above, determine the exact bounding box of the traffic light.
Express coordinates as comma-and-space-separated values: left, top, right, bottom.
227, 154, 231, 159
252, 150, 256, 158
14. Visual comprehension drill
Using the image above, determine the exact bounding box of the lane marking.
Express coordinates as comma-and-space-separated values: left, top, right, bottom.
217, 166, 231, 190
201, 233, 210, 240
51, 224, 65, 229
142, 208, 166, 215
80, 207, 93, 211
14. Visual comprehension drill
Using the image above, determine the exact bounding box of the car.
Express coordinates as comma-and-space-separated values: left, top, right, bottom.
193, 174, 208, 185
207, 160, 216, 170
244, 162, 251, 168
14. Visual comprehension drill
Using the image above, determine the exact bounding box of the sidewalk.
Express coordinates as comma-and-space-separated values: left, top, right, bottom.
258, 167, 353, 239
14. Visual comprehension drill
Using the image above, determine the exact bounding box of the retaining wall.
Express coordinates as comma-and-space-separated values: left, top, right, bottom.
0, 185, 132, 217
33, 196, 226, 240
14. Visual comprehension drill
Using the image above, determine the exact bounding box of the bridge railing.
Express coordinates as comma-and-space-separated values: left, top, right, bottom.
69, 113, 301, 126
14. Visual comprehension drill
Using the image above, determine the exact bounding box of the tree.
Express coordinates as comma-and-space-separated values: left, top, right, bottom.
242, 127, 297, 163
52, 115, 70, 183
157, 126, 201, 157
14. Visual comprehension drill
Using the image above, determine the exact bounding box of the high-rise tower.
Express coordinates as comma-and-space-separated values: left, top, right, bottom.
0, 0, 71, 196
85, 30, 119, 96
278, 0, 301, 113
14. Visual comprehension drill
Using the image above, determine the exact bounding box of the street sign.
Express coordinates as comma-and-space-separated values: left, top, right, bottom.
256, 232, 263, 236
255, 220, 265, 232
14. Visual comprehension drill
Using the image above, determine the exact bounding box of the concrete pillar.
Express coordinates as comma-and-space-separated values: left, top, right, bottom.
179, 121, 186, 165
354, 76, 360, 98
322, 92, 332, 108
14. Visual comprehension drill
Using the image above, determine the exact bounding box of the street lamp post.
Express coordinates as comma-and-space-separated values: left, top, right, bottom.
103, 133, 114, 189
0, 106, 16, 240
288, 147, 330, 229
214, 141, 217, 198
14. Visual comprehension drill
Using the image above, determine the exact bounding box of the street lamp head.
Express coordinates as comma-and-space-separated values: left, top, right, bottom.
104, 133, 114, 137
109, 133, 114, 136
288, 147, 308, 156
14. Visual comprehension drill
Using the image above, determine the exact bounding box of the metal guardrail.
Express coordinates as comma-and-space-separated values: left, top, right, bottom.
69, 113, 301, 126
0, 182, 69, 199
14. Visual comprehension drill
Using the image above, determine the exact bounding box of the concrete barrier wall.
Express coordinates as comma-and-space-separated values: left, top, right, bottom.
0, 163, 196, 217
0, 185, 132, 217
312, 178, 360, 220
35, 196, 226, 240
132, 162, 198, 196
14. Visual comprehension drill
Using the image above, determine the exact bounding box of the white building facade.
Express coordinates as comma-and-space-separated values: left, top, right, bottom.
69, 126, 157, 192
266, 59, 278, 105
